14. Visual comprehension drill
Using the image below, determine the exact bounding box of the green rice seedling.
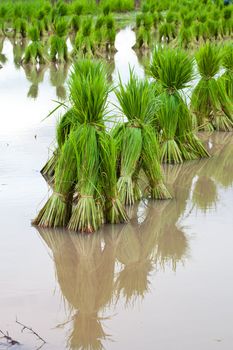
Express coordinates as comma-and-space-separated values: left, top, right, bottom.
135, 26, 151, 50
158, 22, 176, 43
166, 11, 177, 24
73, 2, 84, 16
152, 11, 159, 30
41, 108, 76, 185
74, 18, 95, 56
104, 14, 116, 52
221, 7, 232, 36
103, 3, 111, 16
141, 125, 172, 200
143, 13, 153, 31
56, 0, 69, 17
178, 25, 193, 49
93, 16, 105, 50
198, 11, 207, 24
115, 125, 143, 205
13, 18, 28, 39
211, 9, 221, 21
219, 44, 233, 99
114, 70, 171, 203
192, 21, 202, 42
149, 47, 209, 162
50, 19, 69, 63
33, 136, 77, 228
99, 133, 128, 224
70, 15, 81, 33
155, 94, 183, 164
191, 43, 233, 131
68, 125, 104, 233
66, 59, 113, 232
136, 13, 143, 28
206, 19, 220, 40
95, 16, 105, 30
23, 26, 47, 65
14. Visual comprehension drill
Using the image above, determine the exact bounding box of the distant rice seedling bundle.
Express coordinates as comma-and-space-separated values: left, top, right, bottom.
74, 18, 95, 57
23, 26, 47, 65
149, 47, 209, 164
13, 18, 28, 39
113, 70, 171, 204
191, 43, 233, 131
34, 59, 128, 233
50, 19, 69, 63
219, 44, 233, 100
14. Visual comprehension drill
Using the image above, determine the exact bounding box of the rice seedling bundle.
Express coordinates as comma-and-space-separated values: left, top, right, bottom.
41, 107, 76, 185
104, 14, 116, 52
149, 47, 209, 163
23, 26, 47, 65
35, 59, 128, 233
135, 26, 151, 50
191, 43, 233, 131
50, 19, 68, 63
158, 22, 176, 43
13, 18, 28, 39
222, 7, 232, 36
114, 70, 171, 204
74, 18, 95, 57
33, 136, 77, 228
219, 44, 233, 100
70, 15, 81, 33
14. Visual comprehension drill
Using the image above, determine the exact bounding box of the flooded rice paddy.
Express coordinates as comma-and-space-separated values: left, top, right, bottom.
0, 28, 233, 350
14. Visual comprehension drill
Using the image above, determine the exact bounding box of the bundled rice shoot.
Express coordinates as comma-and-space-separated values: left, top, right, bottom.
114, 70, 171, 204
191, 43, 233, 131
219, 44, 233, 100
50, 19, 69, 63
23, 26, 47, 64
149, 46, 209, 163
34, 59, 128, 233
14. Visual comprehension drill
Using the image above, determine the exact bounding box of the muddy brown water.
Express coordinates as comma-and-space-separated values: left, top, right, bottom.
0, 28, 233, 350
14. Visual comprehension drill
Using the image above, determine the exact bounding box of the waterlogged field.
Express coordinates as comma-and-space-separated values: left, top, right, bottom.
0, 27, 233, 350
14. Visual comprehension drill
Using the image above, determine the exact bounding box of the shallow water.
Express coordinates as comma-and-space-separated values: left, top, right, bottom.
0, 28, 233, 350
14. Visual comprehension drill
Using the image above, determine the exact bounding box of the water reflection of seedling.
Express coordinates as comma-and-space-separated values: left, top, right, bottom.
156, 223, 188, 271
38, 226, 125, 350
23, 64, 47, 99
115, 223, 154, 306
50, 63, 70, 100
192, 176, 218, 213
0, 37, 7, 65
10, 37, 27, 68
